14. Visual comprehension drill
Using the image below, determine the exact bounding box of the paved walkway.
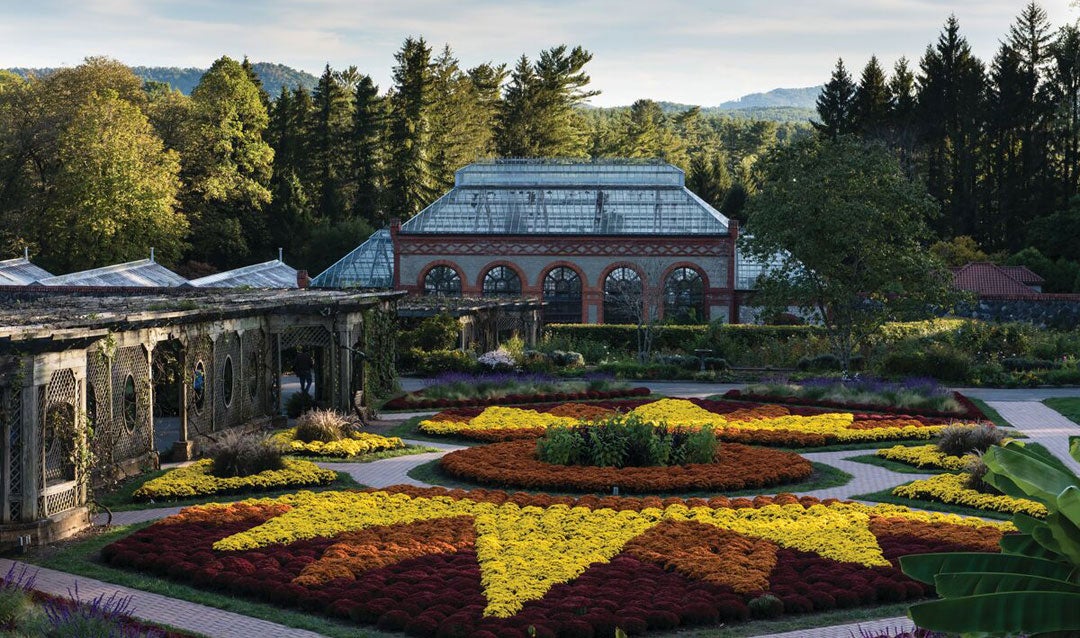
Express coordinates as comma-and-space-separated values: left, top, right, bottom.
0, 557, 326, 638
988, 400, 1080, 474
41, 390, 1080, 638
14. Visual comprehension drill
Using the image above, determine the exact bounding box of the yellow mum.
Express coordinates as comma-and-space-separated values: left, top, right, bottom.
133, 459, 337, 500
877, 444, 973, 470
892, 473, 1047, 517
272, 428, 405, 457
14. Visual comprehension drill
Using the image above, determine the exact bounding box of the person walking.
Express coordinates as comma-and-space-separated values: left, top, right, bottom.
294, 346, 314, 395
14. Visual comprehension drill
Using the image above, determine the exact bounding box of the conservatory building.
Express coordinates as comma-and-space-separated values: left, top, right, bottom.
386, 159, 740, 324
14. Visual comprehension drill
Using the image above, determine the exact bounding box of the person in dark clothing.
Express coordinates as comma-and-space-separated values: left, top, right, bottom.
294, 347, 314, 394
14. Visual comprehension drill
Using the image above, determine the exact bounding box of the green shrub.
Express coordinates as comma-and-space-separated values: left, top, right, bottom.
796, 353, 842, 372
1045, 368, 1080, 385
294, 409, 347, 443
209, 431, 285, 478
285, 391, 317, 418
1001, 357, 1057, 372
748, 594, 785, 619
936, 423, 1006, 457
411, 349, 478, 376
399, 313, 459, 351
536, 414, 718, 469
880, 344, 970, 383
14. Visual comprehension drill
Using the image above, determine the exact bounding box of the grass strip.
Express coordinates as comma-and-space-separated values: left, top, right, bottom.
968, 397, 1013, 429
288, 444, 439, 464
95, 471, 365, 513
407, 459, 852, 498
1045, 397, 1080, 426
22, 524, 391, 638
846, 454, 949, 475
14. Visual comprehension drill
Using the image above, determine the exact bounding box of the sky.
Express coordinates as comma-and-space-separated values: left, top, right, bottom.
1, 0, 1077, 107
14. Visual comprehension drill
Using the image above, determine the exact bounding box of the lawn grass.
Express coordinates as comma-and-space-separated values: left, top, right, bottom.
846, 453, 948, 475
407, 459, 852, 498
783, 439, 932, 454
850, 486, 1013, 521
289, 443, 439, 464
1045, 397, 1080, 426
95, 470, 365, 513
968, 397, 1013, 429
22, 524, 392, 638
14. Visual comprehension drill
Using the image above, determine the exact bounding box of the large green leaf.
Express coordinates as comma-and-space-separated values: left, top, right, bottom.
985, 444, 1078, 504
984, 469, 1026, 501
908, 591, 1080, 634
1071, 436, 1080, 465
1000, 532, 1061, 560
900, 552, 1074, 585
1013, 512, 1046, 534
1046, 511, 1080, 565
934, 571, 1080, 597
1058, 486, 1080, 528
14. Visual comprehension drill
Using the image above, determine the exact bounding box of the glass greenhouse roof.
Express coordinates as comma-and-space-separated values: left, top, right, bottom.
735, 239, 787, 290
400, 159, 730, 236
311, 229, 394, 289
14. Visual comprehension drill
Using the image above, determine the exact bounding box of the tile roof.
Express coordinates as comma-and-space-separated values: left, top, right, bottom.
0, 257, 53, 285
1000, 265, 1045, 285
952, 262, 1040, 297
34, 259, 187, 287
185, 260, 298, 288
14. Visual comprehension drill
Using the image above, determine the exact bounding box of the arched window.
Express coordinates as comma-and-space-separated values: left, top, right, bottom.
543, 267, 582, 323
482, 266, 522, 297
664, 267, 706, 323
604, 267, 642, 324
423, 266, 462, 296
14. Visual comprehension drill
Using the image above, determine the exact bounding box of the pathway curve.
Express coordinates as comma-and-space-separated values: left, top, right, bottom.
0, 557, 328, 638
988, 400, 1080, 474
797, 449, 936, 501
316, 439, 466, 488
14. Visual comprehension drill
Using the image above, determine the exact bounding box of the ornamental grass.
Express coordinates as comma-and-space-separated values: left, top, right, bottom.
103, 486, 1009, 638
891, 472, 1047, 517
131, 458, 337, 501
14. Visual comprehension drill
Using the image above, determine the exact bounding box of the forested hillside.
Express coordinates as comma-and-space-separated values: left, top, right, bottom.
1, 3, 1077, 291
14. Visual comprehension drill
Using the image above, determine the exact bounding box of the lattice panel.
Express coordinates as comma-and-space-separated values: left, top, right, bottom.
186, 334, 214, 435
214, 332, 242, 430
110, 346, 152, 462
41, 369, 77, 485
3, 387, 22, 522
40, 485, 77, 517
241, 329, 266, 420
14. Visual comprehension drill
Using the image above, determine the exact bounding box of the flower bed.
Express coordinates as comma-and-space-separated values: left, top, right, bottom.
439, 439, 813, 493
383, 373, 650, 410
103, 486, 1009, 637
420, 398, 951, 446
891, 473, 1047, 517
723, 388, 985, 421
132, 459, 338, 501
271, 428, 406, 458
876, 444, 973, 471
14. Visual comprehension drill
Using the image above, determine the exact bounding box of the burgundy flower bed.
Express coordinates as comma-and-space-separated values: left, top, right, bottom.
383, 386, 651, 410
100, 487, 1004, 638
722, 389, 986, 421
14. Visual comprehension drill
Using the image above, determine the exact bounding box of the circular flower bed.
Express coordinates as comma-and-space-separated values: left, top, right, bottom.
102, 486, 1010, 637
439, 440, 814, 493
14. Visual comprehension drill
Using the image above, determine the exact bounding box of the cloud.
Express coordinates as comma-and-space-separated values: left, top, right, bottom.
1, 0, 1076, 105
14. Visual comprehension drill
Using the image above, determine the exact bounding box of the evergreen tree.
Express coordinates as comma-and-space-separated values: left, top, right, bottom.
267, 86, 315, 260
1049, 24, 1080, 198
854, 56, 890, 139
812, 58, 856, 138
888, 57, 919, 176
917, 15, 985, 240
351, 74, 386, 225
310, 64, 354, 222
386, 36, 437, 218
241, 56, 271, 110
495, 55, 540, 157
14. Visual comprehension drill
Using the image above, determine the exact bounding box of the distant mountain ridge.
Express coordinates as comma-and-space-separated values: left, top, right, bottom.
7, 62, 319, 97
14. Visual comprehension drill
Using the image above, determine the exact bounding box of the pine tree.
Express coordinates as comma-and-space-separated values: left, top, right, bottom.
813, 58, 856, 139
1049, 24, 1080, 198
351, 74, 386, 225
854, 56, 890, 139
310, 65, 354, 222
386, 36, 436, 218
241, 56, 271, 110
917, 16, 985, 240
888, 57, 919, 176
495, 56, 539, 157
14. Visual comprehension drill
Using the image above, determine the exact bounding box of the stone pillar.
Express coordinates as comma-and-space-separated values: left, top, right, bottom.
19, 383, 39, 521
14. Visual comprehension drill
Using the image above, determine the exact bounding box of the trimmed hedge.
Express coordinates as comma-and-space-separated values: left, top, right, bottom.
544, 323, 824, 356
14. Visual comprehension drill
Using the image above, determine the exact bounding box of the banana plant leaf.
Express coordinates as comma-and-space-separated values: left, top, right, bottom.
908, 591, 1080, 634
999, 532, 1061, 560
899, 552, 1074, 585
985, 444, 1078, 504
934, 571, 1080, 597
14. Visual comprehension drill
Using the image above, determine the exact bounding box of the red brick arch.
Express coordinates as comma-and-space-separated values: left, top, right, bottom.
660, 262, 710, 322
538, 262, 587, 323
597, 262, 646, 289
475, 260, 528, 293
417, 260, 467, 295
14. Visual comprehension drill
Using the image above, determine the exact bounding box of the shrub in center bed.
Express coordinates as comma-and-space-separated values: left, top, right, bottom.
536, 413, 717, 468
